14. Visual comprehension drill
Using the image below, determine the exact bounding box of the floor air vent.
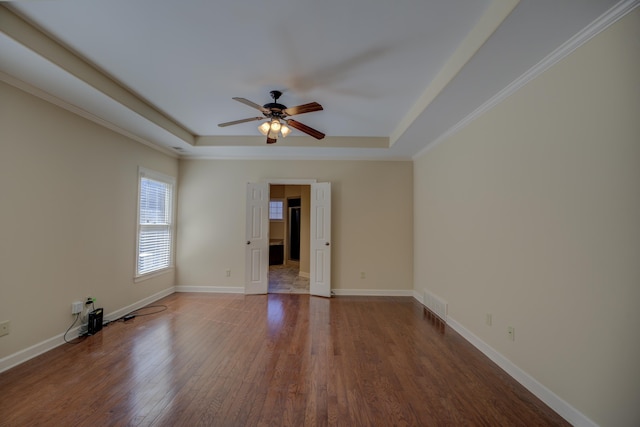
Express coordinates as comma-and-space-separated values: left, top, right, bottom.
424, 290, 448, 323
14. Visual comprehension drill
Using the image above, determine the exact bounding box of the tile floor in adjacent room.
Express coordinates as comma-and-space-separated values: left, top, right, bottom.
268, 260, 310, 294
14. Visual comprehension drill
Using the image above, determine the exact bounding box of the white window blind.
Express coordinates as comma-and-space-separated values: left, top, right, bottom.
136, 169, 175, 277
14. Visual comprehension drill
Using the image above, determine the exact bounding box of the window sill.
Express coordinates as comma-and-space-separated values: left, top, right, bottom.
134, 267, 174, 283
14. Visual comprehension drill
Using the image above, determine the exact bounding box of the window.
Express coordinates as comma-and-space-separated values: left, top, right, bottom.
136, 168, 175, 278
269, 200, 284, 220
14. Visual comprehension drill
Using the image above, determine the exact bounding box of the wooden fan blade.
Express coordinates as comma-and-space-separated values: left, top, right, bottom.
218, 117, 264, 127
286, 119, 325, 140
232, 97, 269, 113
283, 102, 323, 116
266, 137, 277, 144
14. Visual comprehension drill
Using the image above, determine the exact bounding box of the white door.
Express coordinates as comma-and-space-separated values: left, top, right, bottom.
245, 182, 269, 294
310, 182, 331, 297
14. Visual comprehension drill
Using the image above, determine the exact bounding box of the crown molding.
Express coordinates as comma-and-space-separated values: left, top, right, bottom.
414, 0, 639, 160
390, 0, 520, 146
0, 4, 194, 145
0, 71, 179, 159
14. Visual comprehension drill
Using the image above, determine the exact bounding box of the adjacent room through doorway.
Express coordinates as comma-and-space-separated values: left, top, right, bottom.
268, 184, 310, 294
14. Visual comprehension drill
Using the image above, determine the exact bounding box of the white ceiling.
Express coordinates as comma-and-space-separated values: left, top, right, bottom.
0, 0, 625, 159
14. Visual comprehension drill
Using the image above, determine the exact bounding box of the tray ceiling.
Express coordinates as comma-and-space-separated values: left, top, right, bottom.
0, 0, 626, 159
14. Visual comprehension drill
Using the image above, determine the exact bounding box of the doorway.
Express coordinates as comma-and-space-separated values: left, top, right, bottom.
267, 188, 308, 293
245, 180, 331, 297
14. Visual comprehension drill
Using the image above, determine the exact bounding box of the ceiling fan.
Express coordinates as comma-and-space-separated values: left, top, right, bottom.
218, 90, 325, 144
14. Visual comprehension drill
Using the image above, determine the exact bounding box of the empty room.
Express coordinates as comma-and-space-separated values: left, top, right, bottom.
1, 1, 639, 426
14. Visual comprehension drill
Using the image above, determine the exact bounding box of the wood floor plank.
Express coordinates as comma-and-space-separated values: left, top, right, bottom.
0, 293, 570, 426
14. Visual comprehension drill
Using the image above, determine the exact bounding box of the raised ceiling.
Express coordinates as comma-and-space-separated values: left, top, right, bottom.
0, 0, 627, 159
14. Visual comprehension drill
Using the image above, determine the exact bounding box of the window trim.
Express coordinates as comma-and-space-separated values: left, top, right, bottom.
135, 167, 176, 280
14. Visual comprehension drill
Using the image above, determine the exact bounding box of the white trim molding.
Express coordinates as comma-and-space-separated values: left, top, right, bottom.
391, 0, 520, 145
264, 178, 317, 185
413, 289, 599, 427
0, 287, 175, 373
104, 287, 176, 323
0, 71, 179, 159
0, 332, 69, 374
412, 289, 425, 304
414, 0, 640, 160
332, 289, 414, 297
174, 285, 245, 294
174, 287, 414, 297
445, 317, 598, 427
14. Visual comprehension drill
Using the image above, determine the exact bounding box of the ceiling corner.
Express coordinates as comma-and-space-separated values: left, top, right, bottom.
389, 0, 520, 146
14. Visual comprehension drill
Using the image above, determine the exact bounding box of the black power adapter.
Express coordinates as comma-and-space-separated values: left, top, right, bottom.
87, 308, 103, 335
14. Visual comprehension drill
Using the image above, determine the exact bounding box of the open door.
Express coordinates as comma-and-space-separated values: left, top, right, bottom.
245, 182, 269, 294
310, 182, 331, 297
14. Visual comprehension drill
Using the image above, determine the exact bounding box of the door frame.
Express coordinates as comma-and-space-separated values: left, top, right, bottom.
247, 178, 332, 296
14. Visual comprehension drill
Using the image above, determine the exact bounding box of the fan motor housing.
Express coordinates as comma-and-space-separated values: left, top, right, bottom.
264, 90, 286, 114
263, 102, 287, 113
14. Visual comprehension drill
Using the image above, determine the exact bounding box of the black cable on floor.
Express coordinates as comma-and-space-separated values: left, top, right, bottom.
63, 313, 83, 344
126, 304, 168, 317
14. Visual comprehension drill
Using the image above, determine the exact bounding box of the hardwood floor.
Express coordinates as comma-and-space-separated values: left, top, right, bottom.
0, 293, 569, 426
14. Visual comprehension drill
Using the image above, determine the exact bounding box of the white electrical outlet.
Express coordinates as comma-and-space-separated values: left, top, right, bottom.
507, 326, 515, 341
0, 320, 10, 337
72, 301, 83, 314
226, 269, 231, 277
486, 313, 492, 326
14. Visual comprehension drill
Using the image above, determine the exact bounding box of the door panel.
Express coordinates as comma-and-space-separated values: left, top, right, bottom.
245, 182, 269, 294
310, 182, 331, 297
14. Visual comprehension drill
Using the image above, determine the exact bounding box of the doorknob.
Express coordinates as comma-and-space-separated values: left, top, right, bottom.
325, 242, 330, 246
247, 241, 251, 245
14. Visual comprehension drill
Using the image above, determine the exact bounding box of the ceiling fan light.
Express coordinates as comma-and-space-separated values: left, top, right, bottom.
258, 122, 270, 135
270, 119, 281, 132
267, 127, 279, 140
280, 125, 291, 138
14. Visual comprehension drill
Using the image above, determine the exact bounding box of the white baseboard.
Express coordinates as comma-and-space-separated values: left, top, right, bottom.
413, 289, 425, 304
299, 271, 310, 279
0, 287, 176, 374
104, 287, 176, 323
174, 286, 413, 297
0, 331, 69, 374
434, 311, 597, 427
332, 289, 414, 297
0, 285, 595, 427
175, 285, 245, 294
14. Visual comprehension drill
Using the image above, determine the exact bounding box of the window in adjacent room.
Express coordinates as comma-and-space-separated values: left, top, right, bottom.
269, 199, 284, 221
136, 167, 175, 278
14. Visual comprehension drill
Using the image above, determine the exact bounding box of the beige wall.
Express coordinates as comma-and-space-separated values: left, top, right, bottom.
269, 221, 285, 240
5, 9, 635, 425
0, 81, 178, 359
413, 9, 640, 427
177, 159, 413, 291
